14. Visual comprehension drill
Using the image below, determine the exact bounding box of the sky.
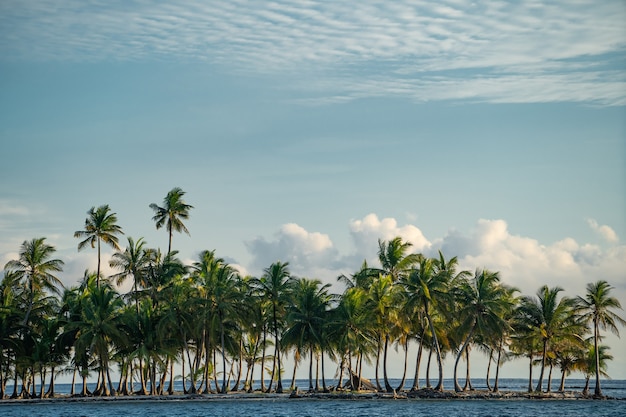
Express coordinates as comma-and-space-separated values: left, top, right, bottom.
1, 0, 625, 381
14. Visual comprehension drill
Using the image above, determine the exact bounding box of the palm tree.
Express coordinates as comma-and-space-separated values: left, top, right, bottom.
451, 269, 515, 392
337, 260, 377, 290
149, 187, 193, 255
367, 274, 400, 392
109, 237, 153, 394
74, 205, 123, 288
328, 287, 375, 391
576, 280, 625, 397
4, 238, 64, 327
376, 237, 420, 283
255, 261, 292, 393
518, 285, 582, 393
400, 256, 451, 391
579, 344, 613, 396
211, 263, 244, 393
283, 278, 332, 392
70, 279, 125, 396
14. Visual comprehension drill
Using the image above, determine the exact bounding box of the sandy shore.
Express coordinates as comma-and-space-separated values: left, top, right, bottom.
0, 389, 617, 404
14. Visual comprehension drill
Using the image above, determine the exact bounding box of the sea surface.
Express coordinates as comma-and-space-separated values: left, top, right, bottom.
1, 379, 624, 417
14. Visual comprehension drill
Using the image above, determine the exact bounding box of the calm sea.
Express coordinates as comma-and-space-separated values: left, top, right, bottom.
1, 379, 624, 417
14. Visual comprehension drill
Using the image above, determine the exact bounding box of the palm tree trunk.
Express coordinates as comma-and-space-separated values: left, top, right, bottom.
321, 350, 327, 392
249, 334, 260, 392
260, 327, 267, 392
593, 318, 602, 397
396, 338, 409, 391
535, 339, 548, 392
290, 355, 298, 391
308, 349, 314, 391
139, 356, 148, 394
547, 363, 553, 392
527, 354, 533, 392
411, 330, 425, 391
167, 224, 173, 255
486, 348, 493, 391
167, 359, 174, 395
315, 355, 320, 392
383, 335, 393, 392
357, 353, 363, 391
220, 316, 228, 393
583, 376, 590, 396
463, 345, 473, 391
425, 347, 432, 388
70, 367, 76, 396
233, 341, 244, 391
274, 310, 283, 394
558, 368, 566, 392
39, 366, 45, 398
453, 323, 475, 392
337, 355, 345, 390
96, 237, 101, 288
493, 338, 503, 392
425, 305, 444, 391
374, 337, 382, 391
212, 349, 219, 392
46, 366, 55, 398
81, 371, 88, 396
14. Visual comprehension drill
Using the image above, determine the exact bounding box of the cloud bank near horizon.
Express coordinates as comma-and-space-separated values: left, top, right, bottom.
243, 213, 625, 298
1, 0, 624, 105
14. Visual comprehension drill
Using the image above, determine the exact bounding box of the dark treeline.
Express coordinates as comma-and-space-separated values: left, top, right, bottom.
1, 188, 624, 400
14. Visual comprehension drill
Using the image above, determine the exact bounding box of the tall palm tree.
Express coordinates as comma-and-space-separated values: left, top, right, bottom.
576, 280, 625, 397
149, 187, 193, 255
367, 274, 400, 392
211, 263, 244, 393
109, 237, 152, 393
400, 256, 451, 391
255, 261, 292, 393
4, 238, 64, 326
74, 205, 123, 288
451, 269, 515, 392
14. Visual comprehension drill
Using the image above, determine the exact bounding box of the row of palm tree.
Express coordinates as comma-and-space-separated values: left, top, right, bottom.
0, 188, 623, 400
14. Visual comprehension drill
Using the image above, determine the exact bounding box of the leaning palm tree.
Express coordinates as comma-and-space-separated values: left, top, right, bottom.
4, 237, 64, 326
149, 187, 193, 255
74, 205, 123, 288
576, 280, 625, 397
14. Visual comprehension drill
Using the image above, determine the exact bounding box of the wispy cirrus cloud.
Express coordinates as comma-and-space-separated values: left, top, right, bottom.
1, 0, 624, 105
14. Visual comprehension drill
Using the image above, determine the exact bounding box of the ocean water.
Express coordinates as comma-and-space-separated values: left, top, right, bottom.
1, 379, 624, 417
0, 397, 624, 417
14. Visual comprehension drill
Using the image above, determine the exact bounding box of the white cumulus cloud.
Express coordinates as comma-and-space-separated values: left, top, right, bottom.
587, 218, 619, 243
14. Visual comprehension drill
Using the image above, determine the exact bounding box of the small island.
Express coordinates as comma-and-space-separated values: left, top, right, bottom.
1, 189, 623, 402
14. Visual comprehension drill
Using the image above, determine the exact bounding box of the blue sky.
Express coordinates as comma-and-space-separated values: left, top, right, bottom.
1, 0, 625, 379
